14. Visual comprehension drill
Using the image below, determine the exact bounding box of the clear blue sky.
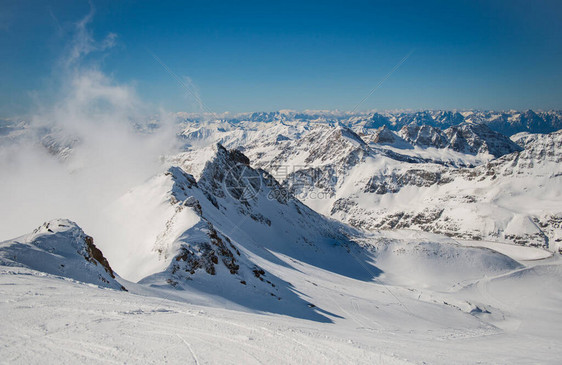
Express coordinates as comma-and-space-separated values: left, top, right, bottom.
1, 0, 562, 116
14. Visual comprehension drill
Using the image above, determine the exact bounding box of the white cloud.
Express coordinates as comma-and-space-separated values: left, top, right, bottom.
0, 11, 178, 245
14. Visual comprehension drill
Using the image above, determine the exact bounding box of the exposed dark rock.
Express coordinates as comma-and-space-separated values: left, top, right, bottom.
83, 236, 116, 279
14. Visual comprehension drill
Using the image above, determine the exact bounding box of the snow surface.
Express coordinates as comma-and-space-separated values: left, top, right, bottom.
1, 234, 561, 364
100, 172, 202, 282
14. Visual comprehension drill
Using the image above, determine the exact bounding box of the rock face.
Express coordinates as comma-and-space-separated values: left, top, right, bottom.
331, 130, 562, 251
0, 219, 126, 290
398, 124, 448, 148
172, 223, 239, 277
443, 123, 522, 157
154, 164, 247, 282
40, 132, 79, 161
363, 125, 407, 146
396, 123, 522, 157
364, 169, 451, 195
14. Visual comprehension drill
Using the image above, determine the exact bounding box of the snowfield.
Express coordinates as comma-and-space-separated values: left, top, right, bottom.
1, 238, 561, 364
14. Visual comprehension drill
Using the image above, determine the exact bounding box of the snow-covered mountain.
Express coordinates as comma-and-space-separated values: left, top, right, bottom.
317, 129, 561, 251
2, 109, 562, 363
2, 109, 558, 165
170, 117, 561, 253
0, 219, 125, 291
93, 143, 374, 320
442, 123, 522, 157
362, 122, 522, 158
398, 124, 448, 148
358, 109, 562, 135
174, 109, 562, 136
464, 109, 562, 135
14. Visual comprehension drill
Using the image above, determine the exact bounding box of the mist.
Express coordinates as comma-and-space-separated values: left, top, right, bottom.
0, 12, 179, 247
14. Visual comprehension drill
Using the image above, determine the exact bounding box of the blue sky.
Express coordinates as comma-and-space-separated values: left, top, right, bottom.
1, 0, 562, 116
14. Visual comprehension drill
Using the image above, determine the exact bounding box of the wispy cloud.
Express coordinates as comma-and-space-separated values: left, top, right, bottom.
0, 9, 178, 246
64, 4, 117, 68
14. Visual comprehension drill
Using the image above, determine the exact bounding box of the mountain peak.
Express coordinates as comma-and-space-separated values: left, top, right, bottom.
214, 143, 250, 166
0, 219, 125, 291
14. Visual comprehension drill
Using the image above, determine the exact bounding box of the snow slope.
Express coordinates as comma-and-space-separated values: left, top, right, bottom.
1, 229, 560, 364
92, 144, 376, 321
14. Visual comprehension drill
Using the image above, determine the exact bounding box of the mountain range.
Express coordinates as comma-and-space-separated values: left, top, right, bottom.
1, 110, 562, 363
175, 109, 562, 136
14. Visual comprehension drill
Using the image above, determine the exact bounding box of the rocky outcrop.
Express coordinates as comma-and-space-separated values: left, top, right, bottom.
171, 222, 240, 277
366, 126, 403, 145
0, 219, 126, 290
398, 124, 448, 148
443, 123, 522, 157
395, 123, 522, 158
364, 168, 452, 194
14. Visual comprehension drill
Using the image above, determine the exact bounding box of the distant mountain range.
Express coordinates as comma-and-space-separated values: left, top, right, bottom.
175, 109, 562, 136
